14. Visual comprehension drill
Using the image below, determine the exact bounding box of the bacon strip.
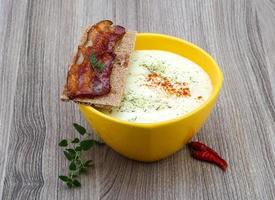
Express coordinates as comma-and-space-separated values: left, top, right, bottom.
66, 21, 126, 99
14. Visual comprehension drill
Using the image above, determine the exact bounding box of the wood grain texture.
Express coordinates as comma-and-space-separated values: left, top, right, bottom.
0, 0, 274, 199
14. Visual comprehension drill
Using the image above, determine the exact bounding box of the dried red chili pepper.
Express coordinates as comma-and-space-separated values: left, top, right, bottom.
188, 141, 228, 171
188, 141, 220, 157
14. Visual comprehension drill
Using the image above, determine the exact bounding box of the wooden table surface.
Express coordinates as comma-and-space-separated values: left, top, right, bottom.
0, 0, 275, 199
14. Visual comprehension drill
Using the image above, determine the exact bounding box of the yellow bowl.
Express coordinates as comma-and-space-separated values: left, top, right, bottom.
79, 33, 223, 162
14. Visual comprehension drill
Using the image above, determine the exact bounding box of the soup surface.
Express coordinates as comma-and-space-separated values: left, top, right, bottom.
101, 50, 213, 123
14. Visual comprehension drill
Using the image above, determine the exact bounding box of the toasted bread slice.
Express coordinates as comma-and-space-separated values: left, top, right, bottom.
61, 21, 136, 107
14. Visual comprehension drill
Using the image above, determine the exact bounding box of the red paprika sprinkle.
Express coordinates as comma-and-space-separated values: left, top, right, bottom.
146, 73, 191, 97
188, 141, 228, 171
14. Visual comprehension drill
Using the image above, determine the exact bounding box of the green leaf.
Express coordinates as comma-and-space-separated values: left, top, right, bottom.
80, 140, 94, 151
71, 138, 80, 143
66, 148, 76, 157
69, 161, 77, 171
73, 123, 86, 135
75, 146, 82, 152
59, 139, 68, 147
67, 182, 73, 188
90, 54, 97, 65
72, 179, 81, 187
59, 175, 70, 182
84, 160, 94, 167
93, 140, 105, 145
96, 63, 105, 71
63, 151, 74, 161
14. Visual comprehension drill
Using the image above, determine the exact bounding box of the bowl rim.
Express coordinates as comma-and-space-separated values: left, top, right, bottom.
81, 32, 223, 128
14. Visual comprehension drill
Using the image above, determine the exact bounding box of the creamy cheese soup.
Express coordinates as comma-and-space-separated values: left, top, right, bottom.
101, 50, 213, 123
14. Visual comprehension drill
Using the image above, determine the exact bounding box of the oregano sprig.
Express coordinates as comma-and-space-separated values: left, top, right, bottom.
58, 123, 104, 188
90, 53, 105, 71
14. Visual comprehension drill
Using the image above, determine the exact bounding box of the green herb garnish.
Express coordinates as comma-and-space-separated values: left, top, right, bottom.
58, 123, 104, 188
90, 53, 105, 71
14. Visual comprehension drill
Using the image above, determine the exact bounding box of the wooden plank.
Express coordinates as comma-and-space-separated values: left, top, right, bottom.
0, 0, 30, 198
0, 0, 274, 199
